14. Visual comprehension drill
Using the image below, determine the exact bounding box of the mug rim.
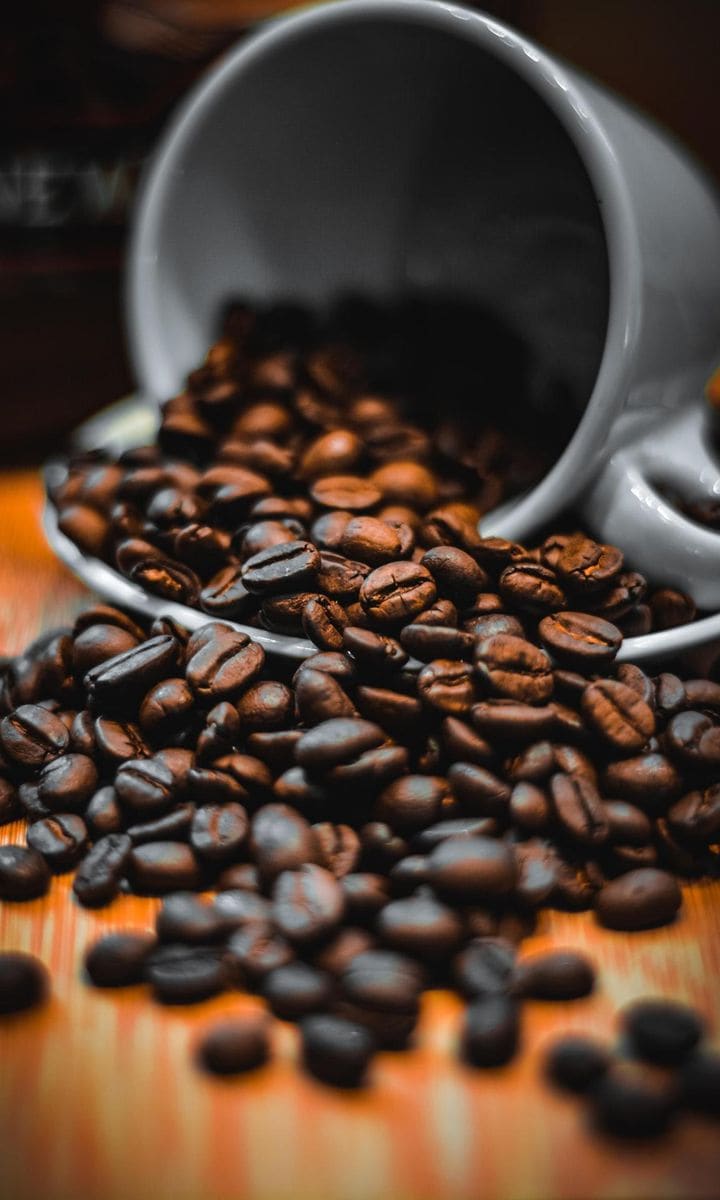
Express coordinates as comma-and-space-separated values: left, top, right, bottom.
126, 0, 641, 532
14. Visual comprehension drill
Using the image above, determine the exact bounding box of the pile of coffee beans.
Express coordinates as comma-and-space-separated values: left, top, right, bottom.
49, 299, 700, 640
0, 598, 718, 1099
545, 999, 720, 1136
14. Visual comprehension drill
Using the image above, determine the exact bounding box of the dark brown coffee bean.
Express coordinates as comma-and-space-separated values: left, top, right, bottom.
342, 627, 408, 674
461, 995, 520, 1067
85, 635, 182, 714
0, 951, 49, 1014
359, 561, 437, 627
301, 1013, 375, 1087
211, 888, 271, 934
591, 1060, 678, 1138
377, 893, 463, 961
374, 775, 455, 833
622, 999, 703, 1065
401, 624, 474, 662
354, 685, 422, 736
544, 1036, 611, 1092
0, 844, 51, 899
312, 823, 360, 878
261, 590, 321, 634
651, 672, 686, 719
603, 753, 682, 804
294, 668, 357, 726
339, 873, 391, 924
250, 803, 316, 883
145, 944, 227, 1004
93, 717, 150, 766
173, 523, 232, 577
241, 540, 320, 595
313, 927, 377, 976
0, 777, 20, 825
138, 678, 195, 739
336, 516, 406, 567
301, 595, 349, 651
410, 817, 499, 852
84, 786, 123, 837
475, 634, 554, 704
190, 802, 248, 862
128, 842, 201, 894
549, 773, 608, 846
417, 660, 475, 715
595, 868, 682, 930
58, 503, 110, 557
235, 681, 294, 731
185, 624, 265, 705
73, 833, 132, 907
72, 624, 140, 677
26, 814, 88, 871
471, 700, 557, 742
513, 949, 595, 999
341, 949, 423, 1014
315, 551, 369, 601
420, 506, 483, 554
665, 710, 720, 768
679, 1052, 720, 1115
604, 800, 653, 845
427, 836, 517, 901
85, 931, 157, 987
582, 679, 655, 752
155, 893, 226, 943
453, 937, 516, 998
441, 717, 494, 765
447, 762, 510, 816
310, 475, 381, 512
114, 757, 175, 816
509, 782, 551, 832
198, 1016, 270, 1075
554, 534, 623, 593
1, 704, 69, 768
246, 729, 302, 773
667, 785, 720, 842
538, 611, 622, 667
200, 565, 253, 619
412, 598, 460, 628
513, 840, 560, 907
464, 613, 526, 640
420, 545, 488, 602
498, 562, 565, 614
683, 678, 720, 711
272, 864, 345, 945
262, 962, 334, 1020
648, 587, 697, 630
295, 718, 385, 772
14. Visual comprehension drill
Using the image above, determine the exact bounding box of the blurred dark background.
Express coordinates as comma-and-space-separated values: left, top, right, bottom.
2, 0, 719, 462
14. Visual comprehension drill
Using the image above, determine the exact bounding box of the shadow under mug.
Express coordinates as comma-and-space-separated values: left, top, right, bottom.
126, 0, 720, 607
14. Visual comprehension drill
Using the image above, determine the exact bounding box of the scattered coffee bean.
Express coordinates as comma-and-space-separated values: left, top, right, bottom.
0, 951, 49, 1014
198, 1016, 270, 1075
622, 999, 704, 1065
301, 1013, 375, 1087
85, 931, 157, 987
544, 1035, 611, 1092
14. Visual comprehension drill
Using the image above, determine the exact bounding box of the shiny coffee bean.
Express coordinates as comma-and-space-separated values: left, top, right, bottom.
667, 785, 720, 842
420, 545, 488, 602
272, 864, 345, 945
582, 679, 655, 752
461, 995, 520, 1067
198, 1017, 270, 1075
145, 944, 227, 1004
359, 561, 437, 627
622, 999, 703, 1065
549, 773, 609, 847
225, 923, 294, 984
453, 937, 516, 998
250, 804, 316, 883
513, 949, 595, 999
418, 660, 475, 714
377, 893, 463, 961
1, 704, 69, 768
156, 893, 226, 943
447, 763, 511, 816
374, 775, 455, 833
538, 611, 622, 667
401, 624, 474, 662
0, 951, 49, 1014
427, 837, 517, 902
190, 802, 248, 862
342, 627, 408, 674
0, 844, 51, 899
138, 678, 195, 739
36, 753, 98, 812
262, 961, 334, 1020
127, 842, 201, 894
241, 540, 320, 595
200, 565, 253, 619
295, 718, 385, 772
665, 710, 720, 768
115, 757, 175, 815
73, 833, 132, 907
85, 636, 182, 714
544, 1035, 611, 1092
591, 1060, 678, 1138
26, 814, 88, 871
85, 931, 157, 987
185, 624, 265, 704
301, 1014, 375, 1087
475, 634, 554, 704
595, 868, 682, 930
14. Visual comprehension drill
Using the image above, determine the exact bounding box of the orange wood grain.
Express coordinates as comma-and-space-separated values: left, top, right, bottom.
1, 470, 719, 1200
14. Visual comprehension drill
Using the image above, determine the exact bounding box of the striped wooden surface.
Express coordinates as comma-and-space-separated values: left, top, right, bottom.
1, 469, 719, 1200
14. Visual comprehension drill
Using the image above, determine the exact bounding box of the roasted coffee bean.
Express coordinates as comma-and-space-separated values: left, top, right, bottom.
369, 461, 438, 510
665, 710, 720, 768
604, 800, 653, 845
315, 552, 369, 600
648, 587, 697, 630
73, 833, 131, 907
138, 678, 195, 739
400, 624, 474, 662
301, 1013, 375, 1087
85, 931, 157, 987
591, 1060, 678, 1138
464, 612, 525, 639
295, 718, 385, 772
427, 837, 517, 901
354, 685, 422, 736
417, 659, 475, 714
198, 1016, 270, 1075
0, 844, 51, 900
68, 710, 96, 757
85, 636, 181, 714
359, 561, 437, 627
538, 611, 622, 667
145, 944, 227, 1004
475, 634, 553, 704
93, 717, 150, 765
388, 854, 430, 894
200, 566, 253, 619
58, 503, 110, 557
412, 598, 459, 628
312, 823, 360, 878
582, 679, 655, 752
114, 757, 175, 815
313, 927, 377, 975
174, 523, 232, 577
453, 937, 516, 998
326, 744, 409, 791
471, 699, 557, 742
549, 773, 608, 847
190, 802, 248, 862
211, 888, 271, 932
447, 763, 511, 816
0, 777, 20, 825
309, 475, 381, 512
498, 562, 565, 614
544, 1035, 611, 1092
683, 678, 720, 711
667, 785, 720, 842
420, 546, 488, 602
555, 534, 623, 593
410, 817, 499, 852
26, 814, 88, 871
272, 864, 345, 945
1, 704, 69, 768
340, 873, 391, 923
156, 893, 226, 943
250, 804, 316, 883
261, 590, 321, 634
374, 775, 455, 833
185, 624, 265, 704
294, 668, 357, 726
340, 949, 423, 1012
16, 783, 49, 823
72, 624, 140, 676
127, 842, 201, 894
595, 868, 682, 930
377, 893, 463, 961
513, 949, 595, 999
441, 717, 494, 765
603, 753, 682, 804
622, 999, 704, 1066
0, 951, 49, 1014
85, 786, 124, 836
233, 682, 293, 733
241, 540, 320, 595
36, 753, 98, 812
461, 995, 520, 1067
129, 558, 201, 606
342, 627, 408, 674
225, 923, 294, 983
679, 1052, 720, 1115
302, 595, 349, 651
509, 782, 551, 832
262, 961, 334, 1020
337, 516, 408, 566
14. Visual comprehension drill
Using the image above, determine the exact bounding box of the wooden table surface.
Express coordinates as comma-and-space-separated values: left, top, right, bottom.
1, 469, 719, 1200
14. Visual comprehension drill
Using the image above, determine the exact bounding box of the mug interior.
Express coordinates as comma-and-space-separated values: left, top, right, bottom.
131, 5, 610, 452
